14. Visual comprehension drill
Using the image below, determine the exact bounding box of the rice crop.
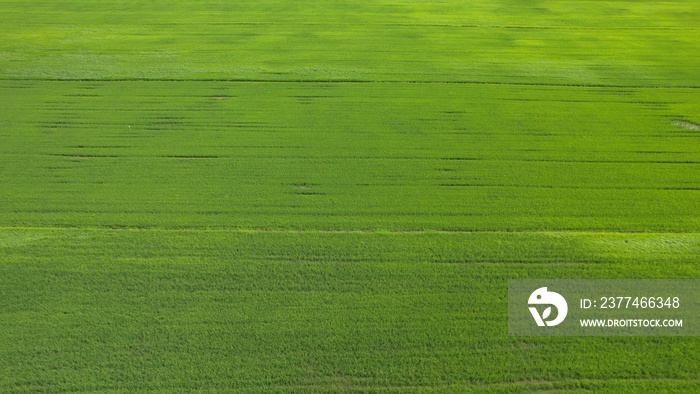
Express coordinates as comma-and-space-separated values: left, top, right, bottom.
1, 1, 699, 392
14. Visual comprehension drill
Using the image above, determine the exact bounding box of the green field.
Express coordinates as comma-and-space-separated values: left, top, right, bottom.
1, 1, 699, 392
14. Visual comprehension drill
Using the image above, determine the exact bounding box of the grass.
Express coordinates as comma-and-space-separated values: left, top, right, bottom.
3, 81, 699, 231
0, 1, 699, 392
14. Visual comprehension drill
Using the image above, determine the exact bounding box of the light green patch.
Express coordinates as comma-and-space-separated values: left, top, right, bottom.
0, 230, 53, 248
672, 119, 700, 131
589, 233, 700, 257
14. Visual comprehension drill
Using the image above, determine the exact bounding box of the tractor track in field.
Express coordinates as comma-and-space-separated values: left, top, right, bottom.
2, 226, 699, 235
2, 77, 700, 90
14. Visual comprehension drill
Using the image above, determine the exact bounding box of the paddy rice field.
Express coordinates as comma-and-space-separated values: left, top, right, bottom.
1, 1, 699, 392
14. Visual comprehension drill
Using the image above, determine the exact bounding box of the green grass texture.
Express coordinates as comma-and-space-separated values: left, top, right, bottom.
1, 1, 699, 392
